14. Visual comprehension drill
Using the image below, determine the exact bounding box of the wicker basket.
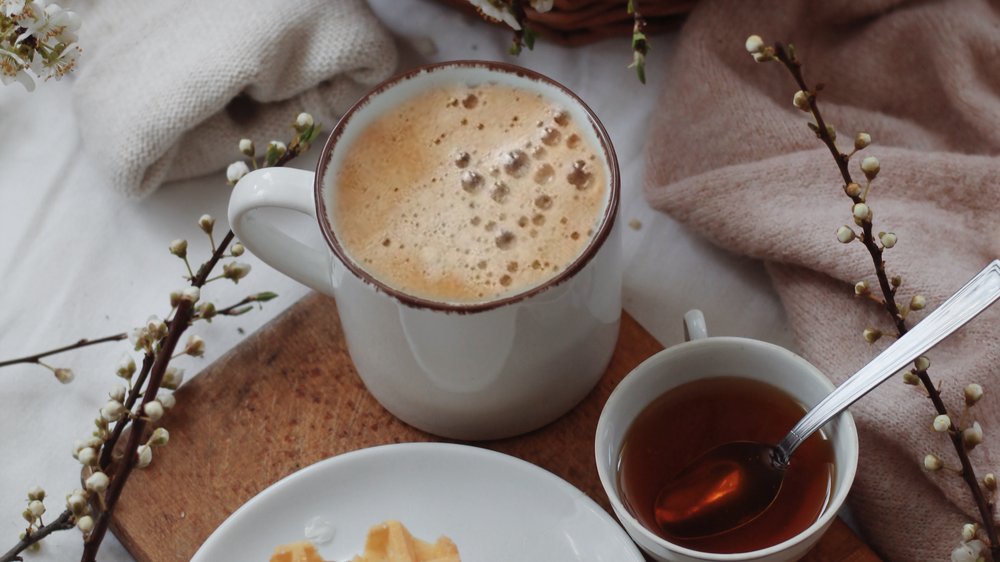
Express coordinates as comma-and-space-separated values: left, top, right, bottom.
436, 0, 694, 46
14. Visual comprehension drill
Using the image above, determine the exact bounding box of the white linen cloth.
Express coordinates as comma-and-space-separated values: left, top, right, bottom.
73, 0, 398, 198
0, 1, 792, 560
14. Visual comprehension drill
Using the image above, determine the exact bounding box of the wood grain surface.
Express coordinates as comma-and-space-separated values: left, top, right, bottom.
111, 293, 880, 561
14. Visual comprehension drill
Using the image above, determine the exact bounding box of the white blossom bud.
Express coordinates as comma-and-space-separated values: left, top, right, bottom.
891, 275, 903, 287
984, 473, 996, 491
844, 182, 862, 197
27, 486, 45, 501
146, 316, 168, 340
183, 334, 205, 358
169, 239, 188, 258
77, 447, 98, 466
227, 161, 251, 185
196, 301, 217, 321
792, 90, 809, 112
66, 494, 86, 515
73, 439, 87, 458
230, 242, 245, 256
963, 523, 979, 542
143, 401, 165, 422
162, 367, 185, 390
223, 261, 252, 283
85, 471, 109, 493
22, 509, 34, 523
952, 539, 986, 562
54, 368, 74, 384
77, 515, 94, 533
825, 124, 837, 141
933, 414, 952, 432
924, 453, 944, 471
181, 286, 200, 304
117, 354, 136, 379
745, 35, 764, 54
198, 214, 215, 234
136, 444, 153, 468
963, 422, 983, 449
910, 294, 927, 311
85, 436, 103, 449
854, 132, 871, 150
149, 427, 170, 447
863, 328, 882, 344
915, 356, 930, 371
861, 156, 880, 180
158, 392, 176, 409
965, 383, 984, 406
837, 226, 856, 243
294, 112, 314, 132
28, 500, 45, 518
268, 141, 287, 157
852, 202, 872, 221
239, 139, 254, 157
170, 290, 182, 307
903, 370, 920, 385
854, 281, 870, 296
109, 384, 126, 403
879, 232, 897, 248
100, 400, 125, 422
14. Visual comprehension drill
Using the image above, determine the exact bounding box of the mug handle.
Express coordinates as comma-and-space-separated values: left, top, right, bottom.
228, 168, 335, 296
683, 309, 708, 341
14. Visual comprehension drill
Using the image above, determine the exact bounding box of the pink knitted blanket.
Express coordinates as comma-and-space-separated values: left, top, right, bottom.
644, 0, 1000, 559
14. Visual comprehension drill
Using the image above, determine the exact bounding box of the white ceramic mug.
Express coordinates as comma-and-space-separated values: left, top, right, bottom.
229, 61, 622, 440
595, 310, 859, 562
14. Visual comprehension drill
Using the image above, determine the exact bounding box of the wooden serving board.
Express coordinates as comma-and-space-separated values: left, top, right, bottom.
111, 293, 880, 561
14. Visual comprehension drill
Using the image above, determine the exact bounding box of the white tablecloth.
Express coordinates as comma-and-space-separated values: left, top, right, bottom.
0, 1, 791, 559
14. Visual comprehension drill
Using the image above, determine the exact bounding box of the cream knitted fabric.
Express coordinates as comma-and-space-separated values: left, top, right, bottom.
72, 0, 398, 198
644, 0, 1000, 559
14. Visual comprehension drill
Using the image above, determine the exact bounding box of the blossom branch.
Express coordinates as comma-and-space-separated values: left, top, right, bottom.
0, 334, 127, 369
748, 37, 999, 558
0, 509, 74, 562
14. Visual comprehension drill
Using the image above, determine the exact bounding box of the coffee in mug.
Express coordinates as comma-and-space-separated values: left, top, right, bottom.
332, 82, 608, 304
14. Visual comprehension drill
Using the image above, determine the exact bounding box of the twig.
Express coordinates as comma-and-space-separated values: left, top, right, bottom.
0, 510, 75, 562
771, 42, 1000, 557
0, 334, 127, 368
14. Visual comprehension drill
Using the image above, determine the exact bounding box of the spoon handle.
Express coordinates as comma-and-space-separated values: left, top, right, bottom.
776, 260, 1000, 462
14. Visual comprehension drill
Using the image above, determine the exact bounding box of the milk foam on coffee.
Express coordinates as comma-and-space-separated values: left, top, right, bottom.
332, 82, 607, 304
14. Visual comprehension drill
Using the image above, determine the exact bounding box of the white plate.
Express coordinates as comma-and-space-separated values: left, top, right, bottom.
192, 442, 644, 562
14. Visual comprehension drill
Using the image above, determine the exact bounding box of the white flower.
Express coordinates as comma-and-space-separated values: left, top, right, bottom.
169, 238, 188, 258
965, 383, 984, 406
294, 112, 314, 131
54, 367, 74, 384
861, 156, 880, 180
239, 139, 255, 157
85, 471, 109, 493
66, 494, 86, 515
181, 286, 200, 304
951, 539, 985, 562
0, 49, 36, 92
184, 334, 205, 357
223, 261, 252, 283
158, 392, 176, 409
2, 0, 26, 17
136, 444, 153, 468
143, 401, 164, 422
198, 214, 215, 234
227, 161, 251, 185
77, 446, 98, 466
149, 427, 170, 447
933, 414, 951, 432
146, 316, 168, 340
27, 486, 44, 501
744, 35, 764, 54
109, 384, 127, 403
27, 500, 44, 518
77, 515, 94, 533
468, 0, 521, 30
116, 354, 136, 379
529, 0, 553, 11
100, 400, 125, 422
162, 367, 185, 390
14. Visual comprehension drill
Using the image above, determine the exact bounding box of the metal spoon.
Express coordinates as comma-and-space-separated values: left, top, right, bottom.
654, 260, 1000, 540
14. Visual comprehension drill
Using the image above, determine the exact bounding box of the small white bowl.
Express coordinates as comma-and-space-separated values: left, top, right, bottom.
595, 310, 859, 562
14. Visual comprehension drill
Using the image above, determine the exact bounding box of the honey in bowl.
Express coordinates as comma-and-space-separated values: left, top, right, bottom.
617, 376, 835, 554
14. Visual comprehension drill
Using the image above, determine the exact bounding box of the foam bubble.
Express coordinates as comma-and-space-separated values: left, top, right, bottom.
462, 94, 478, 109
507, 261, 519, 272
534, 194, 553, 210
552, 108, 569, 126
533, 163, 554, 184
566, 134, 581, 149
491, 182, 510, 203
495, 231, 516, 250
532, 214, 546, 226
502, 150, 529, 177
499, 274, 513, 287
540, 127, 561, 146
461, 170, 483, 192
517, 216, 529, 227
566, 160, 593, 190
454, 152, 471, 168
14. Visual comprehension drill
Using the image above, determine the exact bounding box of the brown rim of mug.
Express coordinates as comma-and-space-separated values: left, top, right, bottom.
313, 60, 620, 314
